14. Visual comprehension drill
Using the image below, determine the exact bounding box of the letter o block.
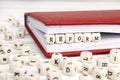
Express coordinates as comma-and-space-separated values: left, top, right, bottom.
63, 62, 77, 76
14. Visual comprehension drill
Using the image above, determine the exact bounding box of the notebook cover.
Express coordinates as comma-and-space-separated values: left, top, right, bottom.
25, 10, 120, 26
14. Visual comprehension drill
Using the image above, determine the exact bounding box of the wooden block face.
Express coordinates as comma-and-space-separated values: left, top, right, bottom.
51, 53, 63, 66
21, 45, 30, 56
97, 57, 109, 68
65, 33, 74, 43
13, 66, 26, 80
63, 62, 77, 76
14, 40, 24, 50
16, 28, 26, 38
13, 55, 27, 65
74, 33, 83, 43
29, 53, 40, 66
92, 32, 101, 42
45, 34, 55, 44
9, 59, 23, 73
0, 54, 9, 64
80, 51, 93, 63
93, 67, 107, 80
47, 70, 61, 80
108, 66, 120, 80
2, 45, 13, 55
0, 71, 7, 80
0, 26, 6, 34
109, 49, 120, 64
83, 33, 92, 42
12, 20, 20, 27
26, 71, 40, 80
4, 32, 14, 41
38, 61, 52, 76
59, 57, 69, 70
8, 16, 14, 22
81, 62, 95, 76
55, 34, 65, 44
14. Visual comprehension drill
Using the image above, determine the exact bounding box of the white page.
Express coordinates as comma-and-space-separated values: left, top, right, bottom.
27, 21, 120, 52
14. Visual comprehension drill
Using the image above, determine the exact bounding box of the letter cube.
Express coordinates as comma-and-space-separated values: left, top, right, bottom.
0, 42, 3, 53
97, 57, 109, 68
12, 55, 27, 65
26, 71, 40, 80
12, 20, 20, 27
4, 32, 14, 41
0, 54, 9, 64
0, 70, 7, 80
0, 25, 6, 34
92, 32, 101, 42
2, 45, 13, 55
83, 33, 92, 42
108, 66, 120, 80
14, 40, 24, 50
80, 51, 93, 63
13, 66, 27, 80
55, 34, 65, 44
9, 59, 23, 73
63, 62, 77, 76
44, 34, 55, 44
16, 28, 26, 38
93, 67, 108, 80
109, 49, 120, 64
65, 33, 74, 43
74, 33, 83, 43
51, 53, 63, 66
29, 53, 40, 66
59, 57, 69, 70
21, 45, 30, 56
8, 16, 14, 22
47, 70, 62, 80
37, 61, 52, 76
81, 61, 95, 76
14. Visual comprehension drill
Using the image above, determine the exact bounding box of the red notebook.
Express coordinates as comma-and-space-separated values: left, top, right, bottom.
25, 10, 120, 58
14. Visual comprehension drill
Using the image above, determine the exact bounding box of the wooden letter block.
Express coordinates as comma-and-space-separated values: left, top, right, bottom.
92, 32, 101, 42
97, 57, 109, 68
0, 25, 6, 34
47, 70, 61, 80
0, 71, 7, 80
21, 45, 30, 56
74, 33, 83, 43
109, 49, 120, 64
108, 66, 120, 80
63, 62, 77, 76
81, 62, 95, 76
0, 54, 9, 64
14, 40, 24, 50
37, 61, 52, 76
59, 57, 69, 70
93, 67, 107, 80
29, 53, 40, 66
51, 53, 63, 66
65, 33, 74, 43
83, 33, 92, 42
4, 32, 14, 41
44, 34, 55, 44
55, 34, 65, 44
80, 51, 93, 63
